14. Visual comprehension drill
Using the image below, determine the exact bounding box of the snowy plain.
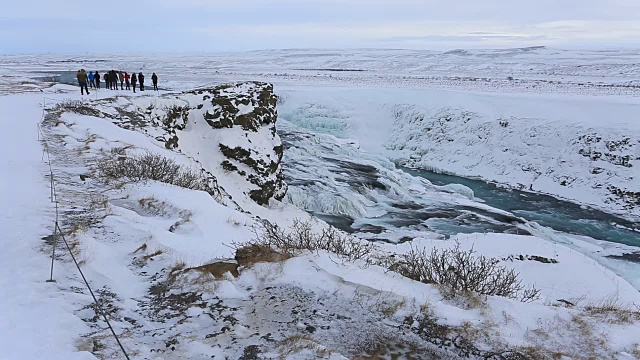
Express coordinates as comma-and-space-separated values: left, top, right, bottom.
0, 48, 640, 359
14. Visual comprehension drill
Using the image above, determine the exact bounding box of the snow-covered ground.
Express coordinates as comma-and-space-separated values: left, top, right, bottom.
1, 48, 640, 359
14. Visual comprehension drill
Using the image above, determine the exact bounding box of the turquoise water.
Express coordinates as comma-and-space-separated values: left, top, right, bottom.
403, 167, 640, 247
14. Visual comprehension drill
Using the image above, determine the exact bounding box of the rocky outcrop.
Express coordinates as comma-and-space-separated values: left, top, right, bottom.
84, 81, 287, 206
193, 83, 278, 133
186, 82, 286, 205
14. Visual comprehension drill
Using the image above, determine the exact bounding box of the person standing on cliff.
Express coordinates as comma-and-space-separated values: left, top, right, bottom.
94, 71, 101, 89
88, 71, 95, 88
76, 69, 90, 95
151, 72, 158, 91
138, 72, 145, 91
110, 70, 118, 90
118, 71, 125, 90
131, 72, 137, 93
124, 72, 130, 90
104, 72, 110, 90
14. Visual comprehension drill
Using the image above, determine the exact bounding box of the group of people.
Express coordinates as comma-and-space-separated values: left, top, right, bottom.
75, 69, 159, 95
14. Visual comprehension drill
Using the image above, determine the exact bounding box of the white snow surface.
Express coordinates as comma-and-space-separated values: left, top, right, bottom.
0, 93, 96, 359
1, 49, 640, 358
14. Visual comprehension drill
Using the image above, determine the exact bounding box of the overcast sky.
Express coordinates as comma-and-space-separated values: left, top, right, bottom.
2, 0, 640, 54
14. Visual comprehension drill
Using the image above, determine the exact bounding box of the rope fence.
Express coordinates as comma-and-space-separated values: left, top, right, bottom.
38, 97, 131, 360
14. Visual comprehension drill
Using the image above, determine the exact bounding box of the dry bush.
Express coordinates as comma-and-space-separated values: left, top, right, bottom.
137, 197, 172, 217
110, 146, 132, 156
377, 298, 407, 317
132, 243, 148, 253
189, 261, 239, 279
166, 261, 189, 284
97, 151, 207, 191
235, 243, 291, 269
278, 335, 333, 359
246, 219, 376, 262
226, 216, 245, 227
628, 343, 640, 358
391, 242, 540, 302
583, 296, 640, 324
55, 100, 103, 117
169, 211, 192, 232
439, 287, 488, 309
142, 249, 163, 261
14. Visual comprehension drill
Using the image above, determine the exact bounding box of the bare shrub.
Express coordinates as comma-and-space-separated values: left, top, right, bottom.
55, 100, 103, 117
226, 216, 244, 227
110, 146, 131, 156
142, 249, 163, 261
245, 219, 376, 262
583, 296, 640, 324
169, 211, 192, 232
97, 151, 207, 191
132, 243, 148, 253
391, 242, 540, 302
278, 335, 333, 359
235, 244, 291, 268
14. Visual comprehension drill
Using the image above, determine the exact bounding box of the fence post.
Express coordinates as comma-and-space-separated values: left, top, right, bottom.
46, 223, 58, 283
50, 173, 55, 203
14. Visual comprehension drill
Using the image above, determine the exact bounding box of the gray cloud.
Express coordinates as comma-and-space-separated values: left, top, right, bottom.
2, 0, 640, 53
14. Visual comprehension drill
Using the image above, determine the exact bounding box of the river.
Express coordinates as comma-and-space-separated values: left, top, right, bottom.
402, 167, 640, 247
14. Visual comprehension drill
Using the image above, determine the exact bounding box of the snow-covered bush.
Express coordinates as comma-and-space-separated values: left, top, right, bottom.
247, 219, 376, 262
392, 242, 540, 302
97, 151, 207, 191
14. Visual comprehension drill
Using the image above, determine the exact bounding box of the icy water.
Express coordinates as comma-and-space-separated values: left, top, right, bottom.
279, 124, 535, 243
278, 121, 640, 248
403, 167, 640, 247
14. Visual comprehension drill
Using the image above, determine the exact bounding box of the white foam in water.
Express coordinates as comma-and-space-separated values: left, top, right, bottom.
284, 187, 370, 218
440, 183, 475, 200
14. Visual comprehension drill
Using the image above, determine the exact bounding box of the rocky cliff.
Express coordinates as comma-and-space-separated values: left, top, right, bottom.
83, 81, 287, 206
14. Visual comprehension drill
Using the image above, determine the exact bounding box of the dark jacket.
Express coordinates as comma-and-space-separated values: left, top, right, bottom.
138, 73, 145, 83
77, 70, 88, 83
151, 73, 158, 84
94, 72, 100, 82
131, 73, 137, 83
103, 73, 109, 81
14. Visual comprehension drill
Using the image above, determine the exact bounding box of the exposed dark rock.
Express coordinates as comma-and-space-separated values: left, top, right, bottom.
607, 252, 640, 263
221, 160, 238, 172
219, 143, 286, 205
503, 254, 558, 264
607, 185, 640, 207
194, 82, 278, 132
238, 345, 261, 360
